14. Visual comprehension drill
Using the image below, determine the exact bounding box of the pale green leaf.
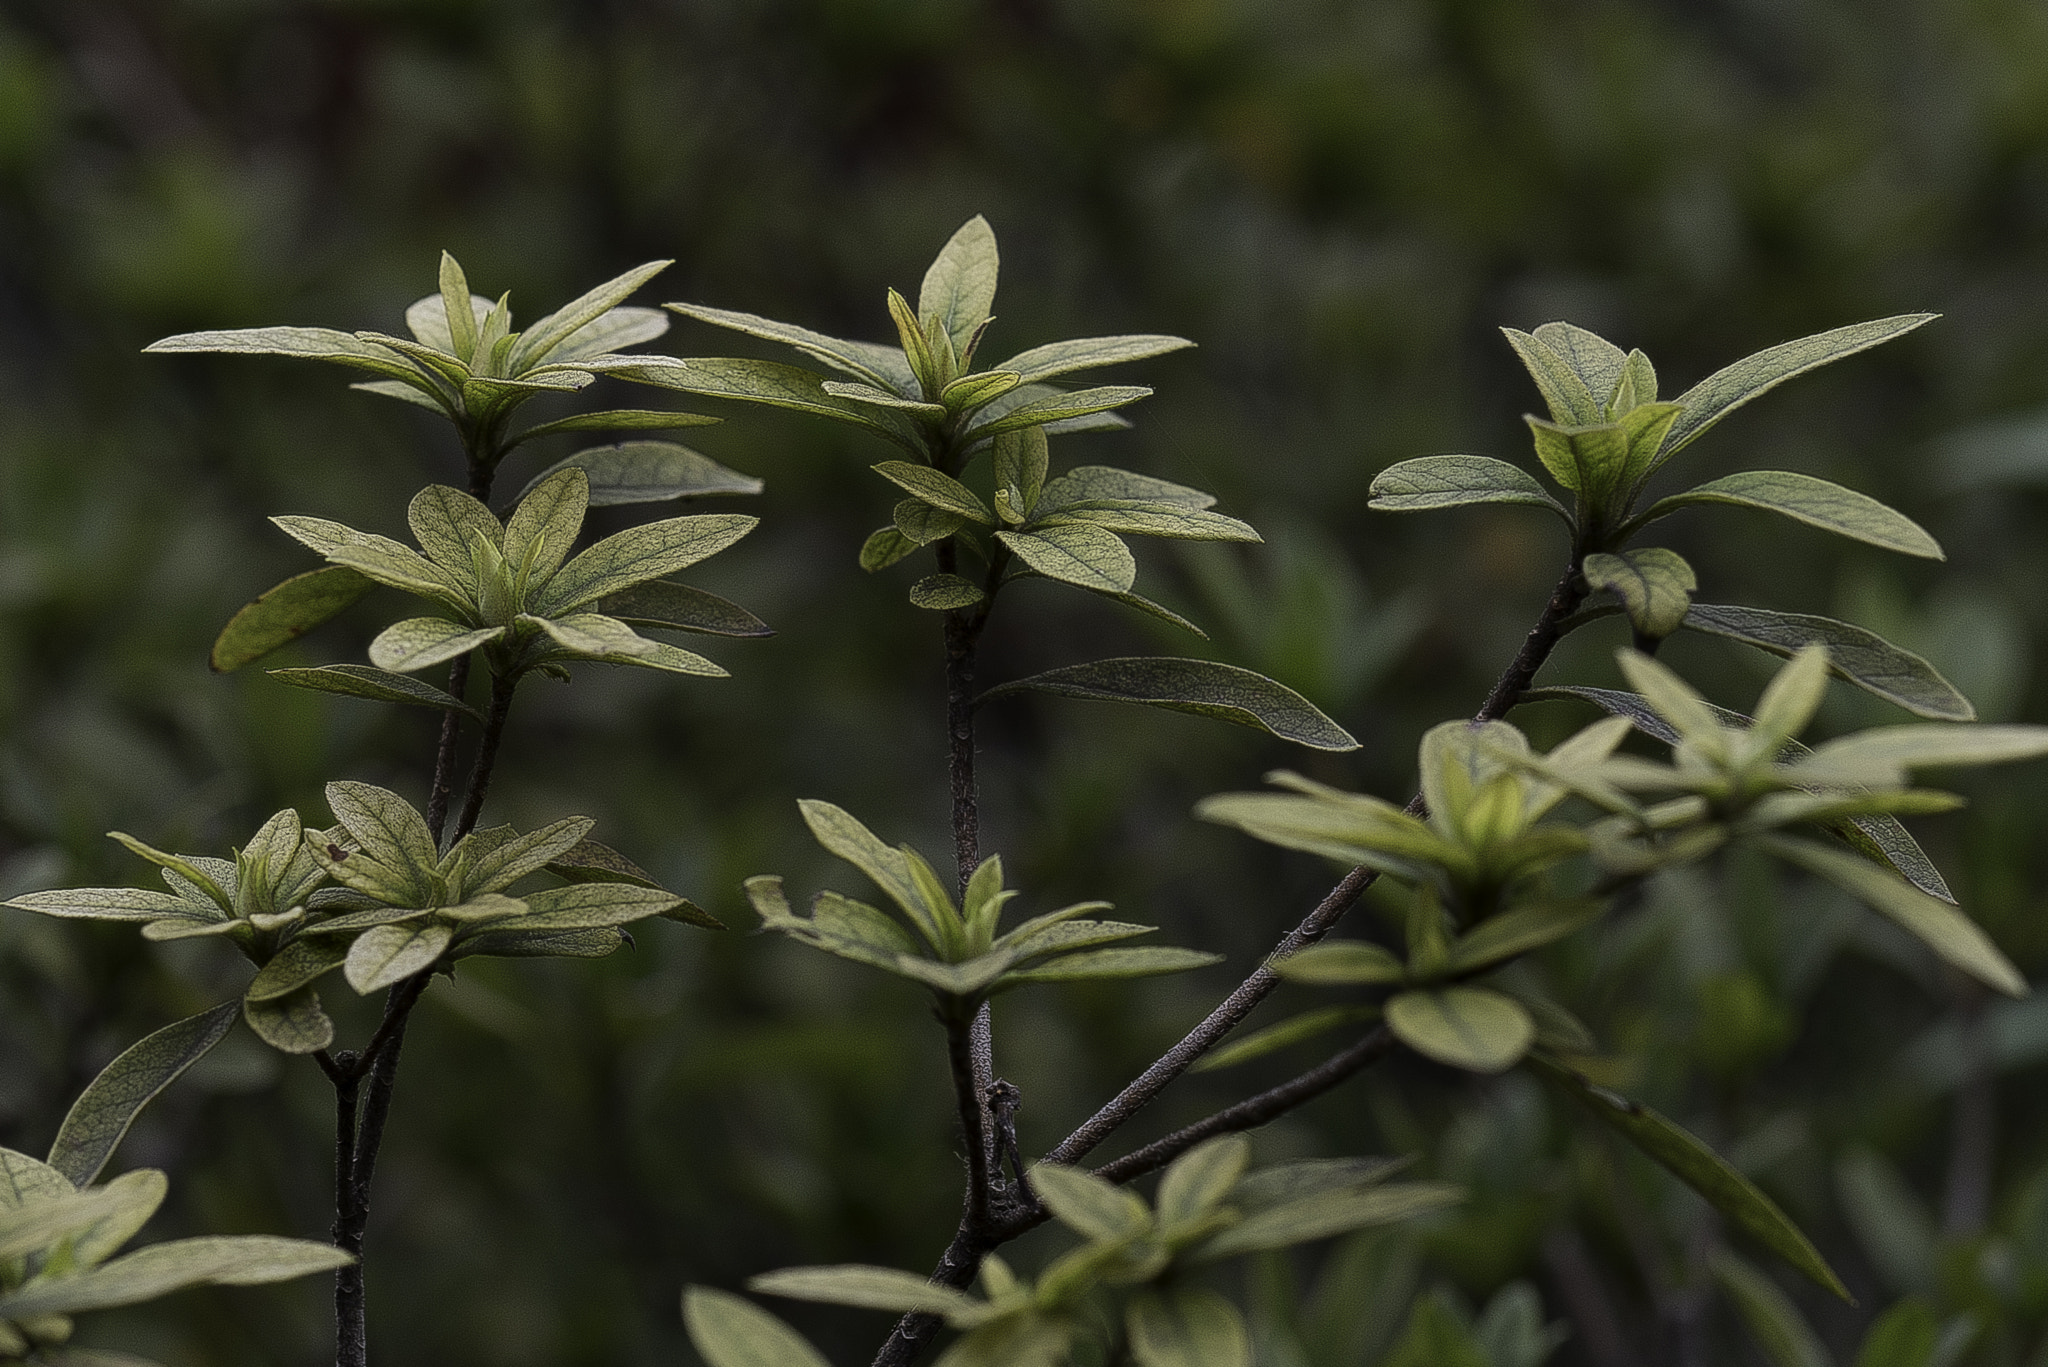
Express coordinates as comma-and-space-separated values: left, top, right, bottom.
990, 334, 1195, 385
1532, 321, 1628, 406
499, 883, 680, 931
1127, 1289, 1251, 1367
242, 987, 334, 1054
528, 612, 659, 661
540, 305, 671, 364
823, 379, 946, 418
534, 514, 757, 614
344, 923, 453, 994
1448, 900, 1601, 973
210, 567, 376, 672
597, 639, 728, 678
104, 835, 230, 914
796, 801, 935, 944
143, 327, 419, 382
1001, 945, 1219, 983
1530, 1054, 1849, 1298
1662, 315, 1937, 461
1273, 942, 1406, 986
0, 1169, 164, 1263
5, 887, 202, 924
918, 215, 1000, 356
1035, 504, 1259, 543
509, 259, 672, 371
939, 370, 1022, 412
267, 664, 482, 719
321, 539, 472, 614
660, 303, 909, 392
619, 356, 922, 451
1525, 417, 1628, 497
519, 442, 761, 508
1502, 328, 1601, 425
1027, 1163, 1150, 1243
1036, 465, 1214, 511
894, 497, 966, 546
1386, 988, 1534, 1072
997, 525, 1137, 593
985, 657, 1359, 751
963, 384, 1152, 439
682, 1287, 833, 1367
992, 427, 1049, 517
463, 816, 595, 892
1683, 603, 1974, 721
1367, 455, 1571, 521
1156, 1136, 1251, 1229
1638, 471, 1942, 559
0, 1236, 353, 1320
350, 378, 447, 411
503, 465, 590, 588
507, 407, 719, 448
324, 781, 436, 868
1583, 548, 1695, 642
909, 574, 984, 610
48, 1003, 239, 1189
0, 1148, 71, 1208
1794, 724, 2048, 786
1192, 1182, 1461, 1260
244, 937, 349, 1003
749, 1265, 980, 1318
873, 461, 993, 524
407, 484, 499, 575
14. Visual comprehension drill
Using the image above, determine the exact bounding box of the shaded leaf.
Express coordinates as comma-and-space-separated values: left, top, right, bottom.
241, 987, 333, 1055
749, 1265, 979, 1317
1683, 603, 1973, 721
268, 665, 481, 718
910, 574, 984, 610
518, 442, 761, 507
1036, 504, 1259, 543
1386, 988, 1534, 1072
997, 525, 1136, 593
1127, 1289, 1251, 1367
1001, 946, 1220, 983
245, 938, 350, 1003
48, 1004, 239, 1188
1639, 471, 1942, 559
983, 657, 1359, 751
1156, 1136, 1251, 1230
507, 408, 719, 447
1036, 465, 1214, 511
1713, 1250, 1833, 1367
1193, 1006, 1382, 1072
1028, 1163, 1150, 1242
210, 567, 375, 672
595, 580, 771, 637
0, 1236, 354, 1319
964, 384, 1152, 439
1368, 455, 1571, 521
682, 1287, 833, 1367
1274, 942, 1406, 986
1583, 548, 1695, 642
621, 356, 922, 451
1193, 1182, 1462, 1259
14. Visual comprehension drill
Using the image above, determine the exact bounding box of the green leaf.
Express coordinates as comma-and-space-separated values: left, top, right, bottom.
210, 567, 376, 672
939, 370, 1022, 412
143, 327, 419, 382
1502, 328, 1602, 425
682, 1287, 833, 1367
527, 612, 660, 662
1856, 1302, 1947, 1367
1532, 321, 1628, 406
537, 305, 671, 366
344, 923, 454, 994
503, 464, 590, 589
910, 574, 984, 610
1661, 314, 1937, 462
1193, 1006, 1382, 1072
992, 427, 1049, 519
1583, 548, 1696, 642
1525, 417, 1628, 497
1530, 1054, 1850, 1298
1080, 586, 1209, 637
595, 580, 771, 637
1448, 900, 1601, 973
595, 638, 729, 678
1001, 945, 1220, 983
619, 356, 922, 451
509, 259, 672, 371
48, 1003, 240, 1189
501, 883, 679, 931
822, 379, 946, 418
325, 781, 437, 868
105, 835, 230, 914
5, 887, 203, 924
1793, 723, 2048, 786
519, 442, 762, 507
0, 1235, 353, 1320
463, 816, 596, 892
964, 385, 1152, 440
871, 462, 993, 524
1127, 1289, 1251, 1367
749, 1265, 980, 1317
1273, 942, 1406, 986
241, 987, 334, 1054
545, 838, 666, 889
1683, 603, 1974, 721
991, 334, 1195, 385
268, 664, 482, 718
0, 1168, 164, 1263
1760, 835, 2023, 996
796, 801, 936, 944
1027, 1163, 1150, 1243
1192, 1182, 1462, 1260
535, 514, 757, 614
660, 303, 911, 392
894, 498, 966, 546
0, 1148, 71, 1208
508, 408, 719, 448
919, 215, 1000, 357
1035, 465, 1213, 512
245, 937, 350, 1003
436, 252, 478, 360
1712, 1250, 1833, 1367
1385, 988, 1533, 1072
1156, 1136, 1251, 1229
997, 525, 1137, 593
1367, 455, 1571, 522
350, 377, 447, 412
408, 485, 500, 576
1637, 471, 1943, 560
1035, 504, 1259, 543
984, 658, 1359, 750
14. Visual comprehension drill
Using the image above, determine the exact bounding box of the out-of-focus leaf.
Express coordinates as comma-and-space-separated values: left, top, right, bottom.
749, 1265, 980, 1317
1368, 455, 1570, 521
0, 1236, 353, 1319
1530, 1055, 1849, 1298
1156, 1137, 1251, 1228
1027, 1163, 1150, 1242
1127, 1289, 1251, 1367
1712, 1250, 1832, 1367
1683, 603, 1973, 721
984, 657, 1358, 750
1193, 1006, 1381, 1072
48, 1003, 240, 1189
681, 1287, 838, 1367
1386, 988, 1533, 1072
210, 567, 375, 672
1274, 942, 1406, 986
517, 442, 761, 507
1192, 1183, 1461, 1260
1447, 901, 1601, 973
268, 665, 481, 718
0, 1148, 74, 1208
1638, 471, 1942, 559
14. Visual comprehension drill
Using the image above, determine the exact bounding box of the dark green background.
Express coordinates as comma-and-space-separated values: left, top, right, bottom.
7, 1, 2048, 1363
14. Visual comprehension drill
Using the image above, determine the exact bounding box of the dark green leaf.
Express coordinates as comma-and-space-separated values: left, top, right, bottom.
983, 657, 1359, 751
909, 574, 984, 610
1367, 455, 1571, 521
997, 525, 1136, 593
964, 385, 1153, 439
860, 527, 917, 572
1583, 548, 1695, 642
1683, 603, 1973, 720
594, 581, 771, 637
1638, 471, 1943, 559
267, 665, 482, 718
1712, 1251, 1832, 1367
518, 442, 761, 507
210, 567, 375, 672
1531, 1054, 1850, 1299
48, 1003, 239, 1188
242, 987, 334, 1055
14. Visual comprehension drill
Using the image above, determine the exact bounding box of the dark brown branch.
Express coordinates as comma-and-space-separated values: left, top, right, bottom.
424, 655, 470, 848
330, 1060, 363, 1367
945, 1012, 993, 1229
451, 669, 517, 842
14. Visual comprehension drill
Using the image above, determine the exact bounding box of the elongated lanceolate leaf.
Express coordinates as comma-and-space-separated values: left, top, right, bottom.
48, 1003, 240, 1188
1530, 1054, 1850, 1299
1001, 946, 1220, 983
595, 581, 771, 636
1761, 835, 2023, 996
919, 215, 1000, 357
683, 1287, 833, 1367
1640, 470, 1942, 559
1683, 603, 1973, 720
661, 303, 909, 392
750, 1265, 980, 1317
509, 259, 672, 371
998, 525, 1137, 593
1368, 455, 1571, 521
1192, 1183, 1462, 1260
618, 357, 922, 451
1273, 942, 1405, 986
1192, 1006, 1382, 1072
991, 334, 1195, 385
1035, 504, 1259, 542
964, 385, 1153, 439
0, 1236, 354, 1320
210, 567, 375, 672
1526, 684, 1956, 902
1713, 1250, 1832, 1367
873, 461, 993, 523
1386, 988, 1533, 1072
269, 665, 482, 718
983, 658, 1359, 751
508, 408, 719, 449
5, 887, 203, 923
518, 442, 760, 508
1583, 548, 1695, 642
143, 326, 418, 381
1660, 315, 1936, 462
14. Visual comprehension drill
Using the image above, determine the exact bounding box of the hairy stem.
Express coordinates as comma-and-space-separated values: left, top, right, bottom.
870, 559, 1587, 1366
946, 1012, 993, 1229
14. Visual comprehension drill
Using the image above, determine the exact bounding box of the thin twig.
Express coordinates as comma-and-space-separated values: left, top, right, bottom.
425, 656, 471, 847
452, 669, 517, 842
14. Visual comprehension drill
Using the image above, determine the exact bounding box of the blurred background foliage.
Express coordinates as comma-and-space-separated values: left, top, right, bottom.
7, 0, 2048, 1363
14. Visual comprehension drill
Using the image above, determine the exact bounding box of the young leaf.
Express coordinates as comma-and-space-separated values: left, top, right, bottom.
964, 385, 1153, 440
661, 302, 911, 392
409, 486, 501, 579
503, 465, 590, 587
620, 357, 923, 452
1028, 1163, 1151, 1242
344, 923, 454, 994
749, 1265, 980, 1317
1683, 603, 1973, 721
593, 581, 772, 637
1447, 900, 1602, 973
535, 514, 757, 614
873, 461, 994, 524
1525, 418, 1628, 498
47, 1003, 240, 1189
682, 1287, 834, 1367
0, 1236, 354, 1320
1385, 988, 1534, 1072
1660, 314, 1937, 461
796, 801, 934, 944
517, 442, 761, 507
210, 567, 375, 672
1635, 471, 1943, 559
1582, 548, 1696, 642
509, 258, 672, 371
1502, 328, 1602, 425
1532, 321, 1628, 405
824, 380, 947, 419
997, 525, 1137, 593
1156, 1136, 1252, 1229
1530, 1054, 1850, 1298
326, 781, 437, 869
1760, 835, 2023, 996
993, 427, 1049, 517
267, 664, 482, 718
983, 658, 1359, 751
990, 334, 1195, 385
1273, 942, 1406, 986
918, 214, 1000, 357
909, 574, 985, 610
1367, 455, 1572, 522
